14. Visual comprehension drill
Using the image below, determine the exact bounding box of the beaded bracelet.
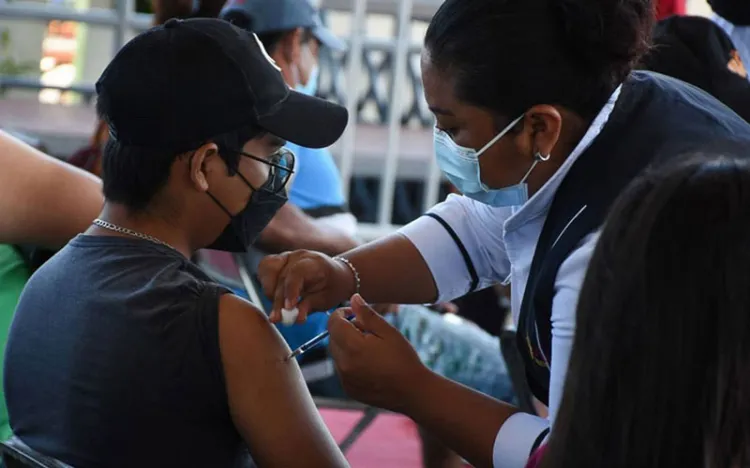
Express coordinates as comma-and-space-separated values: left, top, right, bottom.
333, 256, 361, 296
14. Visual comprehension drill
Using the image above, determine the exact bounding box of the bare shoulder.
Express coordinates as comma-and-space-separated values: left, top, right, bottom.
218, 293, 273, 326
218, 293, 291, 361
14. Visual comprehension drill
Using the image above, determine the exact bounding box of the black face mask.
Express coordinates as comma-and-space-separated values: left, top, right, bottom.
205, 148, 294, 252
206, 185, 288, 253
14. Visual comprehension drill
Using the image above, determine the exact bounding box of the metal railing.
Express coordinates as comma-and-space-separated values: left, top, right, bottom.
0, 0, 444, 240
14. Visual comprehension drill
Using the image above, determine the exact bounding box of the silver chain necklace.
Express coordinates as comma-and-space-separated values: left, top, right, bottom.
92, 219, 178, 252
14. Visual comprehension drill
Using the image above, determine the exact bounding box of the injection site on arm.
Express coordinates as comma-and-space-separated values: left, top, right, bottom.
219, 294, 347, 467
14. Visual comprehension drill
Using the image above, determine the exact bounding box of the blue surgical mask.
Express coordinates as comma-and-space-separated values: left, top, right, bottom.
295, 64, 319, 97
434, 114, 548, 207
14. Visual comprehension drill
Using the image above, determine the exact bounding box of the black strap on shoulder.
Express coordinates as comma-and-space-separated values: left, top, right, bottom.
530, 428, 551, 456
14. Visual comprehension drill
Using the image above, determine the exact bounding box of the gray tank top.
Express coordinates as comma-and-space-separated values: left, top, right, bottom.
5, 234, 253, 468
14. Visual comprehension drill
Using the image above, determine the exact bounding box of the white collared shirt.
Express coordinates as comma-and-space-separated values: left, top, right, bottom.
398, 86, 622, 468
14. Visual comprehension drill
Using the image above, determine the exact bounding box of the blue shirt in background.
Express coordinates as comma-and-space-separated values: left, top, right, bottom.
285, 142, 346, 209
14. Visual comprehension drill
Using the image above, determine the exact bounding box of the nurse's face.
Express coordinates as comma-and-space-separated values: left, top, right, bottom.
421, 49, 565, 195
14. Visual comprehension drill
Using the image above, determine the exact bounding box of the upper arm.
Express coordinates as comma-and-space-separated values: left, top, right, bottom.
547, 231, 599, 426
218, 294, 348, 468
0, 131, 103, 248
399, 194, 512, 302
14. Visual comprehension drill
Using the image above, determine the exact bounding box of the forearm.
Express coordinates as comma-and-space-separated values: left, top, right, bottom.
0, 132, 103, 248
405, 369, 518, 468
340, 233, 439, 305
257, 204, 359, 257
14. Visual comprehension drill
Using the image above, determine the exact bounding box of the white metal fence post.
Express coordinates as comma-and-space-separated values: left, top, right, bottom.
337, 0, 367, 201
376, 0, 413, 226
113, 0, 133, 55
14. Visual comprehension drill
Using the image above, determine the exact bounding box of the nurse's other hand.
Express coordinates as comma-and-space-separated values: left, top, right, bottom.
328, 294, 429, 413
258, 250, 356, 324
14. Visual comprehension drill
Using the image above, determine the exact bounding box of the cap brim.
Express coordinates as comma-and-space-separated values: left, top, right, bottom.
258, 89, 348, 149
312, 25, 347, 52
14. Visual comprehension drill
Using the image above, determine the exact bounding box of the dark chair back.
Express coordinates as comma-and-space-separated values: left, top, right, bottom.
0, 437, 72, 468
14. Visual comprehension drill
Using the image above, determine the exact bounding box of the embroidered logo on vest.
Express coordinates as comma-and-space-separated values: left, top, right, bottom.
728, 50, 748, 79
525, 333, 550, 369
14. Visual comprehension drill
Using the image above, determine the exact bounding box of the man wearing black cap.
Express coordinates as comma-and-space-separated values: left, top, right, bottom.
4, 18, 349, 468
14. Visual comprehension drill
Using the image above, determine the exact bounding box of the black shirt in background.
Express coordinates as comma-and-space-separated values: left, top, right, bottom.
709, 0, 750, 26
4, 235, 253, 468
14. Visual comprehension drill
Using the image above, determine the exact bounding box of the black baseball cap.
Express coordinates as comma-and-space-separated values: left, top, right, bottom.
95, 17, 348, 151
639, 15, 750, 122
220, 0, 346, 51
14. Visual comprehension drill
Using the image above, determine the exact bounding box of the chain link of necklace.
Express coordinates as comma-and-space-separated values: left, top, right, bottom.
93, 219, 178, 252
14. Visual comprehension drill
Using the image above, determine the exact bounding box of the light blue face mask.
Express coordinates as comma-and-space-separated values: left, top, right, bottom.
295, 64, 320, 97
434, 114, 549, 207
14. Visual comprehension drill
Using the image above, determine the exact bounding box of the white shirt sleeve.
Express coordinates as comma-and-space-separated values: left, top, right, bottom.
547, 231, 600, 425
398, 194, 512, 302
492, 413, 550, 468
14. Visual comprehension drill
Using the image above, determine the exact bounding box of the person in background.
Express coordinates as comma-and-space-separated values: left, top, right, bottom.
639, 15, 750, 122
219, 0, 359, 255
538, 148, 750, 468
710, 0, 750, 71
0, 131, 102, 248
4, 18, 349, 468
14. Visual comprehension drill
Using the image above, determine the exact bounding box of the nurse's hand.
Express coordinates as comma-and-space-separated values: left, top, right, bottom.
328, 294, 429, 413
258, 250, 356, 324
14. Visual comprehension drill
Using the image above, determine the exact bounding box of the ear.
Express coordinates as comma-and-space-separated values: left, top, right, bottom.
525, 104, 562, 158
190, 142, 220, 192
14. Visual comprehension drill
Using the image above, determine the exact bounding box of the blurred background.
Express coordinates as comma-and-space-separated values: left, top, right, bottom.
0, 0, 714, 242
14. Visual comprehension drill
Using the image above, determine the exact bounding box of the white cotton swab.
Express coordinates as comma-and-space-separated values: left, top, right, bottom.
281, 307, 299, 326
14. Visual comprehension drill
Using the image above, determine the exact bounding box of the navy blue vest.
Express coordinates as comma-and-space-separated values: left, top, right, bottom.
517, 71, 750, 405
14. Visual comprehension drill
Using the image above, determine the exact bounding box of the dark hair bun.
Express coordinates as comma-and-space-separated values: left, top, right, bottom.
551, 0, 654, 83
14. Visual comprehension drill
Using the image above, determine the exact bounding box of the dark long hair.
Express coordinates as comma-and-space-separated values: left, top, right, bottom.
542, 148, 750, 468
